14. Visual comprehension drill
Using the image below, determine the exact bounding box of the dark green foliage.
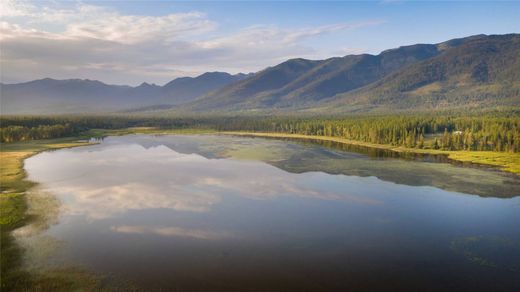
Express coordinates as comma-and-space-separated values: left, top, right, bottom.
215, 115, 519, 152
1, 113, 518, 152
333, 34, 520, 110
0, 124, 75, 143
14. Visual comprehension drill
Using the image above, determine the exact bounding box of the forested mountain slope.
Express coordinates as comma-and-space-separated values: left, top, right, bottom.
324, 34, 520, 112
187, 34, 520, 112
189, 43, 441, 110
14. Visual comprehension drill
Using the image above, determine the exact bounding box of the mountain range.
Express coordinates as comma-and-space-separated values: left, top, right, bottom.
1, 72, 250, 114
1, 34, 519, 115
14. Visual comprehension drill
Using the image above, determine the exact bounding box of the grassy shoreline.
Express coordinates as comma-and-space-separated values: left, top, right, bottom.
0, 137, 98, 291
1, 137, 96, 230
222, 132, 520, 175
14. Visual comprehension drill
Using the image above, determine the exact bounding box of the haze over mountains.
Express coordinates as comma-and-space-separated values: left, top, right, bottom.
1, 72, 250, 114
1, 34, 519, 114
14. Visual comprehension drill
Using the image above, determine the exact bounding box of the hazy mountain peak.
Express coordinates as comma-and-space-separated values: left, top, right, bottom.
137, 82, 159, 88
1, 71, 250, 114
198, 72, 231, 77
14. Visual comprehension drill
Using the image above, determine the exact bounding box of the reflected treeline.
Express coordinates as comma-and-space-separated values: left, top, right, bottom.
277, 137, 514, 198
275, 137, 453, 162
255, 135, 515, 175
225, 136, 520, 198
293, 138, 510, 171
99, 134, 520, 198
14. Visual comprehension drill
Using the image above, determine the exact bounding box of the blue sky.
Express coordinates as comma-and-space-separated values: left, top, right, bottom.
106, 1, 520, 52
1, 1, 519, 85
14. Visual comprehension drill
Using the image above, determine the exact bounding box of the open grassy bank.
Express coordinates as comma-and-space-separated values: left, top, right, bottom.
223, 132, 520, 175
0, 137, 101, 291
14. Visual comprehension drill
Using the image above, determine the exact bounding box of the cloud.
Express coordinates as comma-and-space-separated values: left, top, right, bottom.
0, 0, 33, 18
1, 1, 110, 26
0, 1, 382, 85
281, 21, 384, 44
65, 12, 216, 44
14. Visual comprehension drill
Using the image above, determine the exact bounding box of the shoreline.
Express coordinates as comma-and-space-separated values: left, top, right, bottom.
0, 137, 98, 291
221, 132, 520, 175
0, 129, 214, 290
1, 129, 518, 289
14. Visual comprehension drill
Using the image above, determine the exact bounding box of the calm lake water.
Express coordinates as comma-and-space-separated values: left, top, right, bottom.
23, 134, 520, 291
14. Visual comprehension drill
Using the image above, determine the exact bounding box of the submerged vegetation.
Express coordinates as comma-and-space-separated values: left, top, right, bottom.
0, 138, 98, 291
451, 236, 520, 272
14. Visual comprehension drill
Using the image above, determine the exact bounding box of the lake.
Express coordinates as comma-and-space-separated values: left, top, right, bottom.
21, 134, 520, 291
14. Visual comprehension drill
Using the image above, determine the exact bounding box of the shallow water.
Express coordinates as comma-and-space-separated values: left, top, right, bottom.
23, 134, 520, 291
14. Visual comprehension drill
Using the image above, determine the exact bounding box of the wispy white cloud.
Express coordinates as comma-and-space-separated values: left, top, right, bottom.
0, 0, 34, 18
65, 11, 216, 44
0, 0, 382, 84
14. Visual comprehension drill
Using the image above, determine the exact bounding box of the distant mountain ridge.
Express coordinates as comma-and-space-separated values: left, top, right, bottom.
1, 72, 250, 114
186, 33, 520, 112
187, 43, 441, 111
1, 34, 519, 114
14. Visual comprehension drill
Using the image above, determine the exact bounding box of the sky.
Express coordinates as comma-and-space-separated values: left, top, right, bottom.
1, 1, 519, 86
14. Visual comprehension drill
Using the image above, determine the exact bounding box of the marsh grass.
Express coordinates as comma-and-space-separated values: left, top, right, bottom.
447, 151, 520, 174
451, 236, 520, 272
0, 137, 98, 291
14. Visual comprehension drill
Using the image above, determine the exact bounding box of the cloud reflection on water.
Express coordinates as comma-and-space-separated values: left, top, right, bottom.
110, 225, 227, 240
25, 142, 381, 220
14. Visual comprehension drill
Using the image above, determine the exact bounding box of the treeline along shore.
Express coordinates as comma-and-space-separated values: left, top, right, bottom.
2, 113, 519, 152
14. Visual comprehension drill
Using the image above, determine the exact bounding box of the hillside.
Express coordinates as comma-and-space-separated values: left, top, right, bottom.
162, 72, 252, 105
187, 58, 321, 110
186, 34, 519, 112
189, 43, 441, 111
325, 34, 520, 112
